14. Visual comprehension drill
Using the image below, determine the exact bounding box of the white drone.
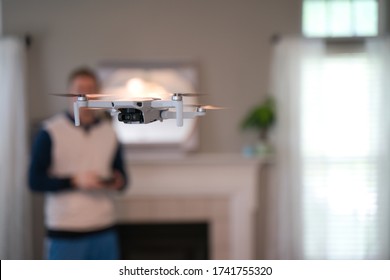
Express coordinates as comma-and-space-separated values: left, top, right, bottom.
52, 93, 222, 127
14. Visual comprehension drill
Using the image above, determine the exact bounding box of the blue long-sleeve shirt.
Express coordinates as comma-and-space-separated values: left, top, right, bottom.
29, 117, 128, 192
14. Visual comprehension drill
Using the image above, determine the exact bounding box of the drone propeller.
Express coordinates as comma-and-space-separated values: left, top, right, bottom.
50, 93, 117, 99
83, 108, 107, 111
113, 97, 161, 101
171, 93, 207, 97
185, 104, 226, 110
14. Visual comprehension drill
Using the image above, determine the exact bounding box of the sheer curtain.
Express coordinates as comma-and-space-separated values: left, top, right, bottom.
269, 37, 390, 259
366, 37, 390, 259
0, 37, 32, 259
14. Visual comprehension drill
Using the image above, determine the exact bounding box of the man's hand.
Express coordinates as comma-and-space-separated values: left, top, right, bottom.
71, 171, 104, 190
105, 170, 125, 190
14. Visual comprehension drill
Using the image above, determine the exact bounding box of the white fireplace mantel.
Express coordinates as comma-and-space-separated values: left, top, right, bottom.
115, 153, 266, 259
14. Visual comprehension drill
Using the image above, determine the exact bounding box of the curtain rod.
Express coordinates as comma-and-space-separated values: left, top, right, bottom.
269, 33, 384, 45
0, 34, 32, 48
24, 34, 32, 48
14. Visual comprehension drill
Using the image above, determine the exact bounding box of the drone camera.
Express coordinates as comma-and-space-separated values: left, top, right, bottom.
118, 108, 144, 123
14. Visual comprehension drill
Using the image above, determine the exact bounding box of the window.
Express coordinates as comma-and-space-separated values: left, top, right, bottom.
301, 50, 382, 258
296, 0, 388, 259
302, 0, 380, 37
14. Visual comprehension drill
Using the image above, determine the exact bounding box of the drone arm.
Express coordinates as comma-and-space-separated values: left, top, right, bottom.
161, 111, 205, 120
176, 101, 183, 127
85, 100, 116, 108
151, 100, 176, 108
151, 100, 184, 126
74, 99, 100, 126
73, 101, 80, 126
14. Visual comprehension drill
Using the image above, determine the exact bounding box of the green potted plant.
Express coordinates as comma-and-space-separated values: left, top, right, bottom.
240, 97, 276, 155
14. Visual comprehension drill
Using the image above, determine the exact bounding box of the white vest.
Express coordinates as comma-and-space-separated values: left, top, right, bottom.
44, 114, 118, 231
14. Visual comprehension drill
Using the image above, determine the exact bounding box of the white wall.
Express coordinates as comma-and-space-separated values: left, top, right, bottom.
3, 0, 301, 153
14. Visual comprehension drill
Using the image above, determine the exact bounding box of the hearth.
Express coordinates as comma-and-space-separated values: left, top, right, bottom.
118, 223, 209, 260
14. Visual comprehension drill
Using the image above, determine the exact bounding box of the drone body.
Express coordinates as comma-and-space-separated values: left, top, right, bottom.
71, 93, 208, 127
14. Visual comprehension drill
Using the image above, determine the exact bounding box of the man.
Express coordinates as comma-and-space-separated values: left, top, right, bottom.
29, 68, 128, 260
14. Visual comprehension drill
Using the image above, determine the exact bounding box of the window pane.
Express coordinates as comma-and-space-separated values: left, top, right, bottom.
328, 0, 353, 36
304, 161, 378, 259
303, 0, 379, 37
303, 0, 328, 36
301, 55, 377, 157
353, 0, 378, 36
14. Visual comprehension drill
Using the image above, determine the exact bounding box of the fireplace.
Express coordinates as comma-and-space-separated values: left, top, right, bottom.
116, 154, 265, 259
117, 223, 209, 260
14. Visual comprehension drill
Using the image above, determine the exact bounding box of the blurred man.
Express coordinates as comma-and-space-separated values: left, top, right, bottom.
29, 68, 128, 260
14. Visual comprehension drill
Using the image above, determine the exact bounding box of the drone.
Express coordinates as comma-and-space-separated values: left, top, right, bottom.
52, 93, 223, 127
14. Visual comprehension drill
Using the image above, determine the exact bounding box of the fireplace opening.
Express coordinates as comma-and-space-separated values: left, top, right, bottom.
117, 222, 209, 260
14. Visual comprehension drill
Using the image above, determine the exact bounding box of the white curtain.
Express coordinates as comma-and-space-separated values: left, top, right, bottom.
366, 37, 390, 259
269, 37, 390, 259
0, 37, 32, 259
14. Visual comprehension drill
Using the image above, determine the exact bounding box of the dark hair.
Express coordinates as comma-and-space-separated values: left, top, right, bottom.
67, 67, 100, 90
